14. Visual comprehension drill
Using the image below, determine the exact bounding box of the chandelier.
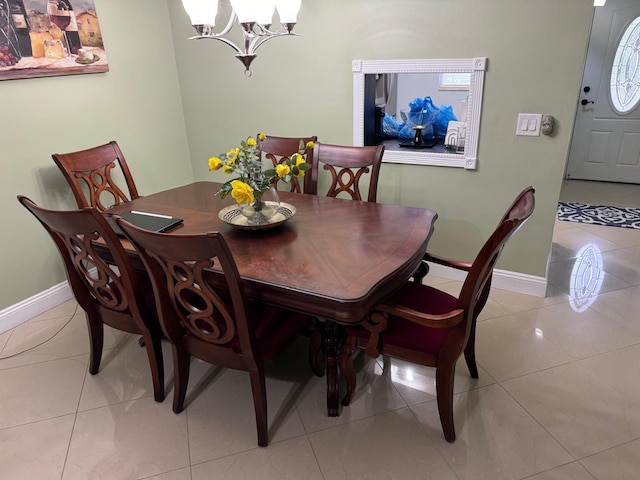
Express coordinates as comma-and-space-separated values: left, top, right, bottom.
181, 0, 302, 76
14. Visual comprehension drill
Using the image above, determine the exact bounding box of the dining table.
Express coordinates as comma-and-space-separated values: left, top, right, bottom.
106, 181, 438, 416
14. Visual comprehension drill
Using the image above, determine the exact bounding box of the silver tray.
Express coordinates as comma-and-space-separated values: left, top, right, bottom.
218, 201, 296, 230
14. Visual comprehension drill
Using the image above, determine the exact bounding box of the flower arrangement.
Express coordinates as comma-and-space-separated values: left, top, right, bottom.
209, 133, 313, 205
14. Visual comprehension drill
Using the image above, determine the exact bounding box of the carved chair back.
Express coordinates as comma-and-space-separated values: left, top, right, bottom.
308, 143, 385, 202
52, 140, 139, 211
257, 134, 317, 193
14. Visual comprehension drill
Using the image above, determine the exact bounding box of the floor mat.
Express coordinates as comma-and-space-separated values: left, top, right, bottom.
557, 201, 640, 229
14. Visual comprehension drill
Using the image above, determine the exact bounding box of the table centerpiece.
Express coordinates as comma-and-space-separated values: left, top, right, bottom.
210, 133, 313, 228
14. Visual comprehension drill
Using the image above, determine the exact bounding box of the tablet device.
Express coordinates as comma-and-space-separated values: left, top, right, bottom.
107, 211, 183, 237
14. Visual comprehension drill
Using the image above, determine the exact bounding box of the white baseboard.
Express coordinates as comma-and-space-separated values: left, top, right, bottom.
427, 263, 548, 297
0, 281, 74, 335
0, 265, 548, 335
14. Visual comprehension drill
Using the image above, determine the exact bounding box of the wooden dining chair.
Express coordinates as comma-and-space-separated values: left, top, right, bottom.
17, 196, 165, 402
52, 140, 140, 212
117, 220, 311, 447
257, 134, 317, 193
306, 142, 385, 202
338, 186, 535, 442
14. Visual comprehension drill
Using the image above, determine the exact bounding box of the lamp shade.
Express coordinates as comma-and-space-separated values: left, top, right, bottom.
276, 0, 301, 24
182, 0, 218, 26
230, 0, 259, 23
255, 0, 276, 25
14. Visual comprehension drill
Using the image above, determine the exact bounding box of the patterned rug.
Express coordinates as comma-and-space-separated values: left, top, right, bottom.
557, 201, 640, 229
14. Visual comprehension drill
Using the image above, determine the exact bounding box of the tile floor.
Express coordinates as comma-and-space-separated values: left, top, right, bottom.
2, 179, 640, 479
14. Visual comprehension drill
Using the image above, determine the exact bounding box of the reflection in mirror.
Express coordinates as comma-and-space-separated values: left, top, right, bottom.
353, 58, 487, 169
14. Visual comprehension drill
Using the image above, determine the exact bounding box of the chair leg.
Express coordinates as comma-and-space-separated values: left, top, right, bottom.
85, 315, 104, 375
338, 337, 358, 406
435, 364, 456, 443
248, 367, 268, 447
172, 347, 190, 414
142, 332, 165, 402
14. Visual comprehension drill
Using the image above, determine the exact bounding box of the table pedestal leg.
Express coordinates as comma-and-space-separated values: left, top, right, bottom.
323, 321, 343, 417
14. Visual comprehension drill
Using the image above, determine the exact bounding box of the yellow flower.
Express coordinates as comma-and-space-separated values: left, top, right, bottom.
294, 153, 306, 166
230, 180, 254, 204
222, 163, 234, 174
247, 137, 256, 147
258, 132, 266, 140
208, 157, 222, 171
276, 164, 291, 178
226, 148, 239, 161
306, 141, 315, 149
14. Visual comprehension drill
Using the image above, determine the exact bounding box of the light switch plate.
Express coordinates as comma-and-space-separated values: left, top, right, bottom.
516, 113, 542, 136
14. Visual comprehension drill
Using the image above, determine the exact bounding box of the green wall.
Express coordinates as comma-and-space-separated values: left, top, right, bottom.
0, 0, 193, 310
168, 0, 594, 279
0, 0, 594, 312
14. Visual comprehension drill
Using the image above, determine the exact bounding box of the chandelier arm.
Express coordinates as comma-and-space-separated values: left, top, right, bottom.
191, 35, 245, 56
249, 32, 299, 55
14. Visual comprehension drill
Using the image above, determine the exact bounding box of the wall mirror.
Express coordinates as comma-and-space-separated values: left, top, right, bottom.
352, 58, 487, 169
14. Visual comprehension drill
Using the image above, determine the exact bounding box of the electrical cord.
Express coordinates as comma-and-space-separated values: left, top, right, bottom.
0, 303, 79, 360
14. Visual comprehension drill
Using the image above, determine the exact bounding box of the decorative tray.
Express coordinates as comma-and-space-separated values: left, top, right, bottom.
218, 201, 296, 230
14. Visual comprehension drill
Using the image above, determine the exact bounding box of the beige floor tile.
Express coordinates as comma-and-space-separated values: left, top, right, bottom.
145, 468, 192, 480
476, 312, 575, 382
588, 285, 640, 335
525, 462, 596, 480
375, 356, 495, 406
0, 313, 129, 370
503, 346, 640, 458
63, 397, 189, 480
186, 373, 307, 464
0, 415, 75, 480
191, 436, 323, 480
295, 355, 407, 434
0, 356, 87, 429
411, 384, 573, 480
580, 438, 640, 480
547, 257, 632, 299
310, 408, 457, 480
601, 245, 640, 285
0, 329, 10, 353
78, 337, 173, 411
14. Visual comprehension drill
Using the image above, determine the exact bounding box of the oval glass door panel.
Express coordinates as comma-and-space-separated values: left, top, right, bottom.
610, 16, 640, 113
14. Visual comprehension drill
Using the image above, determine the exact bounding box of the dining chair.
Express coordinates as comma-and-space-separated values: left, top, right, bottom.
306, 142, 385, 202
52, 140, 140, 211
337, 186, 535, 442
257, 134, 317, 193
117, 220, 311, 447
17, 196, 165, 402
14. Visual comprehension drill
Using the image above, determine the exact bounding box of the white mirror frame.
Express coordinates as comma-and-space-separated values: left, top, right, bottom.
352, 57, 487, 169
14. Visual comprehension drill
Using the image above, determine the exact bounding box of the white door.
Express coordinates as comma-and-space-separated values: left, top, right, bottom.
566, 0, 640, 184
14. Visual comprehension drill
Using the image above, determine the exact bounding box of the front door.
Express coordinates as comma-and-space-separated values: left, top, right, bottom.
566, 0, 640, 184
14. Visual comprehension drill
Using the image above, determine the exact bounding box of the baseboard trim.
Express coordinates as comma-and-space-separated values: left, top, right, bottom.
0, 265, 548, 335
427, 263, 548, 297
0, 281, 74, 335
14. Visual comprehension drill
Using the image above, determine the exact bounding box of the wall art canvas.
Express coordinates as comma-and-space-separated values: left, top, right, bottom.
0, 0, 108, 81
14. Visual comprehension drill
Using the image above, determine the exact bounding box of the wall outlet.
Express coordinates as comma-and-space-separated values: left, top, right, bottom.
516, 113, 542, 136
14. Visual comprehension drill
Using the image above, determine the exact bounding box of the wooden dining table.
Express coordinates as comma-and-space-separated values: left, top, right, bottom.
107, 181, 438, 416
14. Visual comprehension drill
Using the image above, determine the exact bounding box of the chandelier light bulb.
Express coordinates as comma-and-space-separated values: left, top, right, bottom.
181, 0, 218, 27
276, 0, 301, 25
230, 0, 258, 23
255, 0, 276, 26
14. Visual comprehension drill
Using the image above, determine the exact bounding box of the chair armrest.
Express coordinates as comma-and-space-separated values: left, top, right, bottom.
376, 302, 465, 329
423, 252, 472, 273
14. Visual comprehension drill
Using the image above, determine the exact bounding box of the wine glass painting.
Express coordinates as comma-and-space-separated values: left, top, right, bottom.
0, 0, 108, 80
